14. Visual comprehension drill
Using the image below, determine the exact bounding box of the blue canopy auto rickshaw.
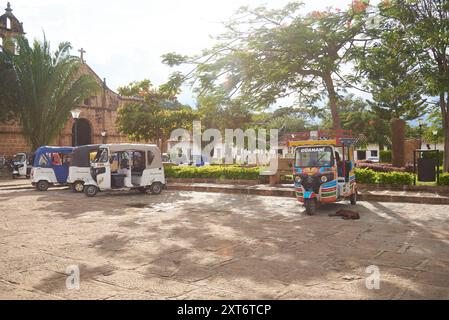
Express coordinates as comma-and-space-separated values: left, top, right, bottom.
31, 146, 74, 191
288, 131, 358, 215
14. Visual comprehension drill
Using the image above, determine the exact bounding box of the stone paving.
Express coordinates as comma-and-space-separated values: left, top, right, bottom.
1, 181, 449, 299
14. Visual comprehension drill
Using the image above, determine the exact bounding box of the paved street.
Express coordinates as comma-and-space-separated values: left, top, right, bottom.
1, 182, 449, 299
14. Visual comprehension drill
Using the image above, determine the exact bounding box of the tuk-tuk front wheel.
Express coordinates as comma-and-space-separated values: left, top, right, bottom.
84, 185, 98, 197
304, 199, 317, 216
36, 180, 49, 191
73, 181, 85, 193
149, 182, 162, 195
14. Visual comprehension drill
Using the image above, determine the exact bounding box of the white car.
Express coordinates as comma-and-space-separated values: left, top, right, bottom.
366, 156, 380, 163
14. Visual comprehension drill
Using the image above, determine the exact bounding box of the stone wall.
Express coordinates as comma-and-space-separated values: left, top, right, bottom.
0, 62, 136, 158
404, 139, 421, 164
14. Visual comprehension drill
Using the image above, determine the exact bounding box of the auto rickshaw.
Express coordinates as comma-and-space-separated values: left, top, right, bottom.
11, 152, 34, 179
31, 146, 74, 191
83, 144, 166, 197
67, 145, 101, 192
288, 131, 357, 215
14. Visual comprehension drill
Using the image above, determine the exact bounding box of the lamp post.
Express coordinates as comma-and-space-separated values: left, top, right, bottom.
101, 131, 107, 144
71, 109, 81, 147
433, 130, 438, 150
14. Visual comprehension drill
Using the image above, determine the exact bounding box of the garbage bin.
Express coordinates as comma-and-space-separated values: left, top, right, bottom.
417, 158, 437, 182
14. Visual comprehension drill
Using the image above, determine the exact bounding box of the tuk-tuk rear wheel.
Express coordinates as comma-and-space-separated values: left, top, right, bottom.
73, 181, 85, 193
84, 185, 98, 197
36, 180, 49, 191
149, 182, 162, 195
304, 199, 317, 216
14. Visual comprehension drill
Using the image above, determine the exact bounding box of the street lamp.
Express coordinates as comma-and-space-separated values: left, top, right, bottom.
71, 109, 81, 147
101, 131, 107, 144
432, 130, 438, 150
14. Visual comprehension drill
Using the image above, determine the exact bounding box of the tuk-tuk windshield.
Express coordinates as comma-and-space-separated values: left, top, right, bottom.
295, 146, 334, 167
94, 148, 109, 163
13, 154, 26, 162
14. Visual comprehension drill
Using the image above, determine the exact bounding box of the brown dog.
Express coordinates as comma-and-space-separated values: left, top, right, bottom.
329, 209, 360, 220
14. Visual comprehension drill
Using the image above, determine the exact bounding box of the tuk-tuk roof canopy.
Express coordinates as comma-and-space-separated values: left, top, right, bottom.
288, 140, 337, 147
98, 144, 162, 169
70, 145, 101, 167
35, 146, 74, 154
99, 143, 160, 153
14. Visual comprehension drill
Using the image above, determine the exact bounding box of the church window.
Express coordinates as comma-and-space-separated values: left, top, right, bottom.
6, 17, 11, 29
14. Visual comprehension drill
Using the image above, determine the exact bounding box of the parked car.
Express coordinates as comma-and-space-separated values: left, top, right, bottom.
366, 156, 380, 163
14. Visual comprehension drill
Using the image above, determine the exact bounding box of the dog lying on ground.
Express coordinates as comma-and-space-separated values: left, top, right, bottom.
329, 209, 360, 220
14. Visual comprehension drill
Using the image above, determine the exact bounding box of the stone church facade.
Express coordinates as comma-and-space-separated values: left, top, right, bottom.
0, 3, 136, 157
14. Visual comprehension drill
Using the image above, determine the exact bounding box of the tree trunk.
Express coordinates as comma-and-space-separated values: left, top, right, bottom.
441, 93, 449, 173
443, 125, 449, 172
391, 118, 405, 167
322, 73, 341, 130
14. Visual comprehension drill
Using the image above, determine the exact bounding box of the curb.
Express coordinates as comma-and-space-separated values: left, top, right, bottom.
1, 182, 448, 205
168, 184, 449, 205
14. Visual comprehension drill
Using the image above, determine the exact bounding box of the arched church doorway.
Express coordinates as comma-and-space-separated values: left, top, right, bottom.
72, 118, 92, 146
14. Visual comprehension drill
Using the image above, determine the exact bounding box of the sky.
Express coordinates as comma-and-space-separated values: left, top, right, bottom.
5, 0, 356, 106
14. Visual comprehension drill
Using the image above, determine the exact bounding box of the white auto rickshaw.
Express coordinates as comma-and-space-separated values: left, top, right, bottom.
67, 145, 101, 192
83, 144, 166, 197
12, 152, 34, 179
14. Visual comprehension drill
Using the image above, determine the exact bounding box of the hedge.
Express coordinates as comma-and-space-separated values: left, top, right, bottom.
377, 171, 414, 185
165, 165, 261, 180
354, 168, 377, 184
355, 168, 414, 185
380, 150, 392, 163
356, 162, 414, 173
439, 173, 449, 186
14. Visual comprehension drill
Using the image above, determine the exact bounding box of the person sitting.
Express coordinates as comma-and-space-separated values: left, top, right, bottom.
335, 151, 343, 177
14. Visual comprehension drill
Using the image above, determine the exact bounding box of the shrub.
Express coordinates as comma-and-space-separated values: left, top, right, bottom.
377, 171, 414, 185
380, 150, 392, 163
165, 165, 261, 180
355, 168, 377, 184
356, 162, 408, 172
355, 168, 414, 185
439, 173, 449, 186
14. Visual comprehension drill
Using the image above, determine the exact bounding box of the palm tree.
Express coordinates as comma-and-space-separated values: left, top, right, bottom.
0, 36, 99, 150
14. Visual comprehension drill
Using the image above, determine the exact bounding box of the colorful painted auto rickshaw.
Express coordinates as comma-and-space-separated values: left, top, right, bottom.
288, 131, 357, 215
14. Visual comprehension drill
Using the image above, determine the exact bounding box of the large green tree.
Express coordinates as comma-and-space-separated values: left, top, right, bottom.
0, 36, 99, 150
116, 80, 197, 149
380, 0, 449, 172
357, 25, 427, 121
320, 94, 391, 150
162, 1, 371, 130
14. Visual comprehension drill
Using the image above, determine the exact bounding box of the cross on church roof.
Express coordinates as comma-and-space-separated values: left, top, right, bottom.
78, 48, 86, 63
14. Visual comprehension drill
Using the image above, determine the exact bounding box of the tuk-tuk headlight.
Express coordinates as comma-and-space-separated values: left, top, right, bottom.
321, 175, 328, 183
295, 176, 302, 183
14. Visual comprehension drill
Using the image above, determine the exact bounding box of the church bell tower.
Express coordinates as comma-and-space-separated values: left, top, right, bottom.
0, 2, 24, 52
